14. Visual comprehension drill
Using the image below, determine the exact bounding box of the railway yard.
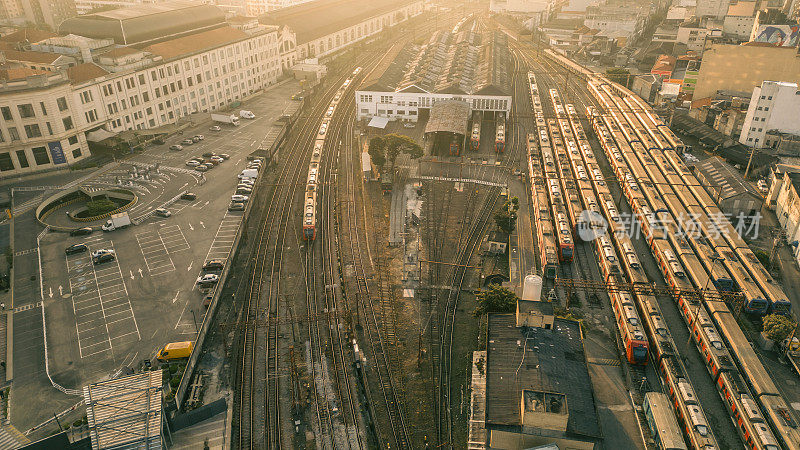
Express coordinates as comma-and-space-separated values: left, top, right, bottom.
120, 11, 800, 450
200, 15, 800, 450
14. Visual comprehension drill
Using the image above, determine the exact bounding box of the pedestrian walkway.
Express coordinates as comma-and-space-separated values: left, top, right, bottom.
0, 423, 29, 449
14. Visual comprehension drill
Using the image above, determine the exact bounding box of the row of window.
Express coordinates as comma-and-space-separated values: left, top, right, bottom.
0, 97, 69, 121
0, 137, 81, 171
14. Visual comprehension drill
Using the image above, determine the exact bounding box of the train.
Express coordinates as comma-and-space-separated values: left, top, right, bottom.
495, 112, 505, 153
527, 133, 559, 279
303, 67, 363, 241
577, 64, 800, 449
470, 111, 481, 151
644, 392, 688, 450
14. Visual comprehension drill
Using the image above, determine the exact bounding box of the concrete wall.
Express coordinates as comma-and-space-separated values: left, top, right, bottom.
693, 44, 800, 100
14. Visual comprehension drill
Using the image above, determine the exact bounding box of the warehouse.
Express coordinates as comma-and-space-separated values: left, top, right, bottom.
696, 156, 763, 219
355, 30, 512, 124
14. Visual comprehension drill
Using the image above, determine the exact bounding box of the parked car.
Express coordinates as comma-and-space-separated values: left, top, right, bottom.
202, 152, 215, 158
231, 194, 249, 203
93, 252, 116, 265
180, 192, 197, 200
218, 153, 230, 160
70, 227, 93, 236
236, 187, 252, 195
181, 139, 194, 145
238, 179, 254, 186
205, 158, 220, 166
203, 260, 225, 271
186, 160, 200, 167
210, 156, 224, 163
196, 165, 209, 172
65, 243, 88, 255
91, 249, 115, 258
154, 208, 171, 217
210, 125, 221, 131
237, 183, 253, 190
228, 202, 245, 211
169, 144, 183, 151
203, 294, 214, 309
196, 273, 219, 287
193, 134, 204, 141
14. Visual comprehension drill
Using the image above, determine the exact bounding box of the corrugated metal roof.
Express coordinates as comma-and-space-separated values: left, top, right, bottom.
697, 156, 762, 200
84, 370, 163, 450
424, 99, 470, 134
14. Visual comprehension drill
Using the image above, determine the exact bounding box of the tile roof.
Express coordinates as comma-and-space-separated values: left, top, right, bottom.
141, 26, 248, 60
2, 49, 62, 64
0, 28, 58, 44
0, 67, 48, 80
67, 63, 109, 84
261, 0, 417, 44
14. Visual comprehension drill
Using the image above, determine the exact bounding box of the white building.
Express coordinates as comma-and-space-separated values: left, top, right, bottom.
355, 30, 512, 123
0, 13, 281, 177
676, 20, 723, 53
740, 80, 800, 149
489, 0, 552, 14
584, 3, 651, 43
722, 1, 758, 40
775, 172, 800, 267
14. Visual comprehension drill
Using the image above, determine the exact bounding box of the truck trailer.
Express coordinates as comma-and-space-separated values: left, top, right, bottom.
211, 113, 240, 126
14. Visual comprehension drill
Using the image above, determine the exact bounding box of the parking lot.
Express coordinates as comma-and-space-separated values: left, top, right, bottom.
24, 79, 302, 411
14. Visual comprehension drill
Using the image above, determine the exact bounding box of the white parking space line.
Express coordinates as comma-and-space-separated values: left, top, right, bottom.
159, 224, 191, 253
65, 242, 140, 358
135, 230, 175, 276
203, 211, 244, 262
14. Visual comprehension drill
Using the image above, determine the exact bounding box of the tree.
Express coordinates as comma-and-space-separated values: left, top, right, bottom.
494, 198, 519, 235
368, 136, 386, 170
474, 284, 519, 317
86, 198, 117, 217
606, 68, 631, 88
763, 314, 795, 342
383, 133, 423, 171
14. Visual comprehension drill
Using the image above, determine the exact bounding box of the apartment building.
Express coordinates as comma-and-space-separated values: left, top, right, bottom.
739, 80, 800, 148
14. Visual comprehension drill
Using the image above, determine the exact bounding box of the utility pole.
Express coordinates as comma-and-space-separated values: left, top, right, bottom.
744, 145, 756, 179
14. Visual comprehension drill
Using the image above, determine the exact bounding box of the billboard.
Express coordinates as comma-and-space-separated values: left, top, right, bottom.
752, 24, 800, 47
47, 141, 67, 165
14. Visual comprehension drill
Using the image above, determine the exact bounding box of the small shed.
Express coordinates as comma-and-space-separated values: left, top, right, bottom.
487, 230, 509, 254
696, 156, 763, 218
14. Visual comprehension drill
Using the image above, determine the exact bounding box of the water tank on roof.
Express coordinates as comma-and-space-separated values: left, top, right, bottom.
523, 275, 543, 302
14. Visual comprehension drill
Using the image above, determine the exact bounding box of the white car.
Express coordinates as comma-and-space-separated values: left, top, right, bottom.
231, 194, 249, 203
239, 110, 256, 119
196, 273, 219, 287
211, 156, 224, 163
210, 125, 221, 131
91, 249, 115, 258
186, 160, 200, 167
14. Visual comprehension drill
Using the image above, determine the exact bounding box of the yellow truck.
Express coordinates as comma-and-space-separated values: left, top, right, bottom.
156, 341, 193, 362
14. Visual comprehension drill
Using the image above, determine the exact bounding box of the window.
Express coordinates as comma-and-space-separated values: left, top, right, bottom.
765, 107, 769, 111
57, 97, 68, 111
62, 117, 74, 130
15, 150, 28, 168
85, 109, 98, 122
138, 74, 145, 85
146, 107, 153, 115
39, 102, 47, 115
46, 122, 52, 135
17, 104, 35, 118
197, 74, 202, 83
32, 146, 49, 165
72, 148, 82, 158
0, 153, 13, 171
142, 92, 149, 102
151, 71, 157, 81
0, 106, 11, 121
155, 87, 161, 98
80, 91, 93, 104
24, 124, 41, 138
8, 127, 19, 141
768, 96, 772, 100
0, 129, 4, 142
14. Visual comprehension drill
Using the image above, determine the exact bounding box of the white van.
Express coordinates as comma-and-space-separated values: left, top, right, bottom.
239, 110, 256, 119
238, 168, 259, 180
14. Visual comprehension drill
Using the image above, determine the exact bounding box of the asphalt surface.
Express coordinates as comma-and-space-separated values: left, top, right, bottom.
10, 79, 301, 431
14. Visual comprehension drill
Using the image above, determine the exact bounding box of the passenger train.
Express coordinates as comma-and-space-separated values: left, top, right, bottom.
495, 112, 505, 153
471, 111, 481, 151
303, 67, 363, 240
571, 58, 800, 449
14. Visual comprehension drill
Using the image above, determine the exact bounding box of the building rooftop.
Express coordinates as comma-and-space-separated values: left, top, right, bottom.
141, 26, 249, 60
727, 1, 757, 17
697, 155, 762, 199
260, 0, 417, 45
361, 30, 511, 96
0, 28, 58, 44
0, 66, 48, 80
425, 100, 470, 135
2, 49, 68, 65
102, 46, 145, 58
59, 0, 226, 45
84, 370, 163, 450
67, 63, 110, 84
484, 312, 601, 439
788, 172, 800, 195
651, 54, 676, 75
